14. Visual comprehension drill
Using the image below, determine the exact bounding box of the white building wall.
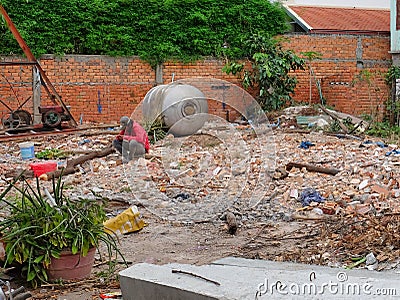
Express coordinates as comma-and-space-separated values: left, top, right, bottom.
391, 0, 400, 53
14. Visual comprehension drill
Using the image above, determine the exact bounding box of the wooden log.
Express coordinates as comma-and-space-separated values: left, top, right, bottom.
226, 212, 238, 235
286, 162, 340, 176
325, 133, 363, 141
7, 168, 35, 180
45, 147, 115, 180
144, 153, 162, 160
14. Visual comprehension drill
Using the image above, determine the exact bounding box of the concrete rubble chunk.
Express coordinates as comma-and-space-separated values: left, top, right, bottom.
119, 257, 400, 300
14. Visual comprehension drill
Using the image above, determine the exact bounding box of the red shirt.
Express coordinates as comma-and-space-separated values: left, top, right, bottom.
120, 121, 150, 153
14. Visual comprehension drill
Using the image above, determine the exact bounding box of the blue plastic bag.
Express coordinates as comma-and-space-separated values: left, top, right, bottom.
299, 188, 325, 207
299, 141, 315, 149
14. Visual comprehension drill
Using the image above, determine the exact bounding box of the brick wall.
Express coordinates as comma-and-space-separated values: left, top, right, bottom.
0, 56, 244, 125
0, 33, 392, 126
283, 34, 391, 119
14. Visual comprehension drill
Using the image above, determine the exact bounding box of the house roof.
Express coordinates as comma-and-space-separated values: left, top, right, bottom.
285, 5, 390, 35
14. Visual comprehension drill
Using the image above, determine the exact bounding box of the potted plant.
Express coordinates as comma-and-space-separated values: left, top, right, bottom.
0, 173, 125, 288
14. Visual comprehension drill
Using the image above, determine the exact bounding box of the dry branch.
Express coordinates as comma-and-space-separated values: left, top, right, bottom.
286, 162, 340, 176
45, 147, 115, 180
172, 269, 220, 286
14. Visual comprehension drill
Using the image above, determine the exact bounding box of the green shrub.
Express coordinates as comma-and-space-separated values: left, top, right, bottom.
0, 0, 288, 66
223, 33, 305, 111
0, 174, 125, 287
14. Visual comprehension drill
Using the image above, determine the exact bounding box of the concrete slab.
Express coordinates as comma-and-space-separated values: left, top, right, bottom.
119, 257, 400, 300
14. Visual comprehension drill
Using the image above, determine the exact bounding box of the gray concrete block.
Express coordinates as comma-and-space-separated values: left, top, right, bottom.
119, 257, 400, 300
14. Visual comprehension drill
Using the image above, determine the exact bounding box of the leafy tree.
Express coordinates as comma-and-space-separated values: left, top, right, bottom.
223, 33, 305, 111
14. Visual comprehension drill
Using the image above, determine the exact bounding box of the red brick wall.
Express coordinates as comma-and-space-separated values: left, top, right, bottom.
40, 55, 155, 123
0, 33, 392, 126
0, 56, 243, 125
283, 34, 391, 119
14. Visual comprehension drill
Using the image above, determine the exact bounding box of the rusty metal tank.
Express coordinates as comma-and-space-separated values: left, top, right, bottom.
142, 82, 208, 136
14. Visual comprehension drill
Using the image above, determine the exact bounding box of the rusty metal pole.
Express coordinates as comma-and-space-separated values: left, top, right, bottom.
0, 4, 77, 127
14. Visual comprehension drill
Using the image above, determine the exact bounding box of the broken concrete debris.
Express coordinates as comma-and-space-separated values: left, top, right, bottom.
279, 105, 368, 133
119, 257, 400, 300
0, 106, 400, 298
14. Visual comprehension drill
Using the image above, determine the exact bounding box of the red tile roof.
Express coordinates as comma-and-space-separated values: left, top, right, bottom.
288, 6, 390, 34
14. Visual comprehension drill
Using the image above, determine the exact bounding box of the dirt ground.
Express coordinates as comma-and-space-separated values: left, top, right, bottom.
1, 111, 400, 299
29, 213, 310, 299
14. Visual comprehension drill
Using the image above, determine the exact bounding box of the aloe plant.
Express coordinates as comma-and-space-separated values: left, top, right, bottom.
0, 173, 125, 288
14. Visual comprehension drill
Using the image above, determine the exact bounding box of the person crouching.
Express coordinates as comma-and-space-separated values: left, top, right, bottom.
113, 116, 150, 162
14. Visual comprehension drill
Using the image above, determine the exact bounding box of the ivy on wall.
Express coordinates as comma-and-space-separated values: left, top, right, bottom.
0, 0, 288, 67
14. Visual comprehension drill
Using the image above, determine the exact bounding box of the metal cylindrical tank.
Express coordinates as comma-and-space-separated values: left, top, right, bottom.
142, 83, 208, 136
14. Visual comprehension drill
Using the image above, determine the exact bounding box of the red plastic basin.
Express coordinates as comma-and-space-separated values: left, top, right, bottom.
29, 161, 58, 177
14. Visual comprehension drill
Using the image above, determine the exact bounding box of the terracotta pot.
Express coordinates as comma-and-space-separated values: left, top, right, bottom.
47, 247, 96, 281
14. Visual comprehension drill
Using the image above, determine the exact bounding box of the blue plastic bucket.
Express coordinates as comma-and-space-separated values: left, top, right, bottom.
19, 142, 35, 160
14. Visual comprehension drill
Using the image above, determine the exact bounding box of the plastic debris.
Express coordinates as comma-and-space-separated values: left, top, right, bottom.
299, 188, 325, 206
100, 291, 122, 299
362, 140, 387, 148
104, 205, 147, 235
375, 141, 387, 148
385, 149, 400, 156
78, 138, 91, 145
269, 117, 281, 128
312, 207, 324, 215
298, 141, 315, 149
173, 193, 190, 200
365, 252, 378, 270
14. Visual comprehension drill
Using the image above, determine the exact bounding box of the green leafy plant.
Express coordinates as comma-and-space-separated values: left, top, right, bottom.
365, 121, 400, 141
223, 33, 305, 111
385, 65, 400, 126
0, 173, 125, 288
328, 117, 356, 133
35, 148, 67, 159
143, 117, 168, 144
0, 0, 288, 67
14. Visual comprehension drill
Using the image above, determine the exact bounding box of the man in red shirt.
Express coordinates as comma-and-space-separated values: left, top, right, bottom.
113, 116, 150, 162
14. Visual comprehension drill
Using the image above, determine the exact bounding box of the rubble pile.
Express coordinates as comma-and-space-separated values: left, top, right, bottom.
1, 107, 400, 273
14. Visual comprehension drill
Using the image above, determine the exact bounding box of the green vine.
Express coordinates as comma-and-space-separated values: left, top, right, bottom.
385, 65, 400, 126
0, 0, 289, 67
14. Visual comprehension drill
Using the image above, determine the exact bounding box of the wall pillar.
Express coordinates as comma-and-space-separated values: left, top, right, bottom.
32, 66, 41, 124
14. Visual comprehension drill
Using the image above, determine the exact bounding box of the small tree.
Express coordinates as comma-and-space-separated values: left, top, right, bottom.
301, 51, 322, 105
223, 33, 305, 111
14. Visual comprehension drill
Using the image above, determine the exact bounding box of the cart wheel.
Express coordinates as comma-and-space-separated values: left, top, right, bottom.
14, 110, 32, 126
1, 113, 21, 129
43, 110, 61, 128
